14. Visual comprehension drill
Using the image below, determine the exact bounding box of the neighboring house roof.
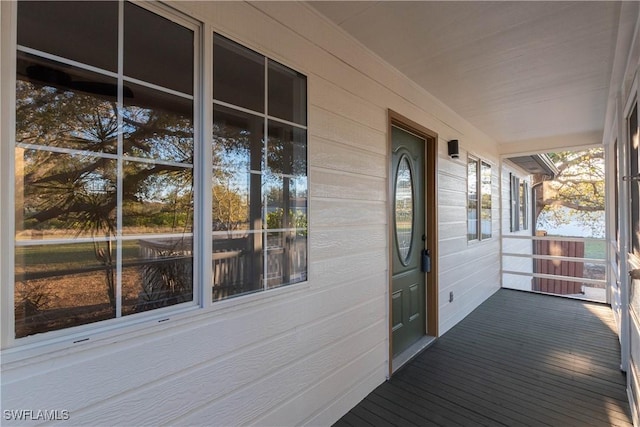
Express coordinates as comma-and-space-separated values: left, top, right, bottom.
507, 154, 559, 178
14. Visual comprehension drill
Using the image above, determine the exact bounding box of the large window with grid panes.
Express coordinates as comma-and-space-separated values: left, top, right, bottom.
211, 35, 308, 300
9, 1, 307, 343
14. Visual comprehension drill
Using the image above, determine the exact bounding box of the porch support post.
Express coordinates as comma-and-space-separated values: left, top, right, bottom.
619, 90, 630, 373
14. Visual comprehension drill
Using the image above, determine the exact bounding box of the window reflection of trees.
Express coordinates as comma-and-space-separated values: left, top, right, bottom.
481, 162, 492, 239
15, 54, 194, 336
467, 159, 478, 240
211, 110, 308, 298
123, 84, 194, 164
212, 107, 259, 231
395, 157, 413, 262
15, 73, 119, 154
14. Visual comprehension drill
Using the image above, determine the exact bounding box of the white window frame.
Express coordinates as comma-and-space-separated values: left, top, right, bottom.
1, 1, 309, 351
211, 34, 309, 300
520, 180, 529, 231
4, 1, 202, 349
510, 173, 529, 232
467, 155, 492, 242
510, 173, 520, 232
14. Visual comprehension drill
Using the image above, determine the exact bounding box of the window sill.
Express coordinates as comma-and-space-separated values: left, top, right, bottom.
1, 280, 311, 366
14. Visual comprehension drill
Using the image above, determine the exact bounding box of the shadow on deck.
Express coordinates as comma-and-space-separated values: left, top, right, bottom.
335, 289, 632, 426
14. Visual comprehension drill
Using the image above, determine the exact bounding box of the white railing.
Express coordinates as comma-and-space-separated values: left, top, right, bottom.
502, 235, 607, 302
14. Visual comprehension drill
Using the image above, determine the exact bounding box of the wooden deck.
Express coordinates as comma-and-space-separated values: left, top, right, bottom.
335, 289, 632, 426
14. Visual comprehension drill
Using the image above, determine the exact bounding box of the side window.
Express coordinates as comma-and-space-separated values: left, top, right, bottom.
510, 174, 529, 232
510, 174, 520, 232
519, 181, 529, 231
212, 35, 308, 301
480, 161, 492, 239
14, 1, 196, 339
468, 156, 492, 241
467, 157, 478, 240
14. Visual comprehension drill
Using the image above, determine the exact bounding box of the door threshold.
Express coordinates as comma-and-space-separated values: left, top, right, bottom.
392, 335, 436, 374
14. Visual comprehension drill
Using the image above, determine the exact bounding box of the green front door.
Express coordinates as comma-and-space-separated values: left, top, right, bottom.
391, 126, 426, 357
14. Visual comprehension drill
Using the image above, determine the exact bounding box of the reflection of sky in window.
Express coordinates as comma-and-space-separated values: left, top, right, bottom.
68, 105, 118, 143
468, 162, 477, 194
291, 176, 308, 198
213, 171, 250, 202
481, 163, 491, 195
126, 164, 192, 203
123, 106, 193, 164
83, 171, 114, 194
213, 122, 256, 197
213, 146, 250, 172
146, 180, 191, 204
213, 140, 308, 199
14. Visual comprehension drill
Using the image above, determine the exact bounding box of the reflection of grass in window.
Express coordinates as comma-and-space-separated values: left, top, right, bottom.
15, 240, 159, 337
17, 241, 140, 273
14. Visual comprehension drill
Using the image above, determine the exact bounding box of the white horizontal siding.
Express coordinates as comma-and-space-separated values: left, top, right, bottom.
255, 343, 388, 426
501, 162, 534, 291
437, 145, 501, 336
440, 261, 499, 333
309, 136, 386, 178
308, 77, 387, 133
311, 169, 386, 202
0, 1, 504, 426
78, 299, 387, 426
309, 107, 387, 156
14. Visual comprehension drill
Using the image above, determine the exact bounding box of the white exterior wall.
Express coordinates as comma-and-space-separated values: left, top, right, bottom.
501, 162, 534, 291
437, 143, 501, 334
0, 2, 501, 425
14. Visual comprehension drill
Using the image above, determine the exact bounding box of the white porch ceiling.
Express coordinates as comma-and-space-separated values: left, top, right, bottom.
308, 1, 622, 152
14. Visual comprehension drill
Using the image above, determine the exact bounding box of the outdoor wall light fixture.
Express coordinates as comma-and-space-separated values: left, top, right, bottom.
448, 139, 460, 159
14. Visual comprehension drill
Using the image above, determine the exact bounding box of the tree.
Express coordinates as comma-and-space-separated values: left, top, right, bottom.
212, 183, 248, 231
533, 148, 605, 236
16, 70, 194, 316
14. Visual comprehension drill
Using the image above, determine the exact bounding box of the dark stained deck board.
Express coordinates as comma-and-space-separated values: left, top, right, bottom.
424, 345, 631, 423
440, 329, 629, 395
400, 362, 588, 427
365, 392, 442, 427
393, 369, 539, 427
334, 289, 633, 426
408, 352, 627, 426
442, 327, 627, 385
376, 382, 503, 426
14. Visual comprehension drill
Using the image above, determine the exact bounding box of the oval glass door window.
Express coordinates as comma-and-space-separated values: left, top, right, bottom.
395, 155, 414, 264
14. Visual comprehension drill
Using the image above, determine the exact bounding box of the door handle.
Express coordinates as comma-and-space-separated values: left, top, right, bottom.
422, 249, 431, 273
